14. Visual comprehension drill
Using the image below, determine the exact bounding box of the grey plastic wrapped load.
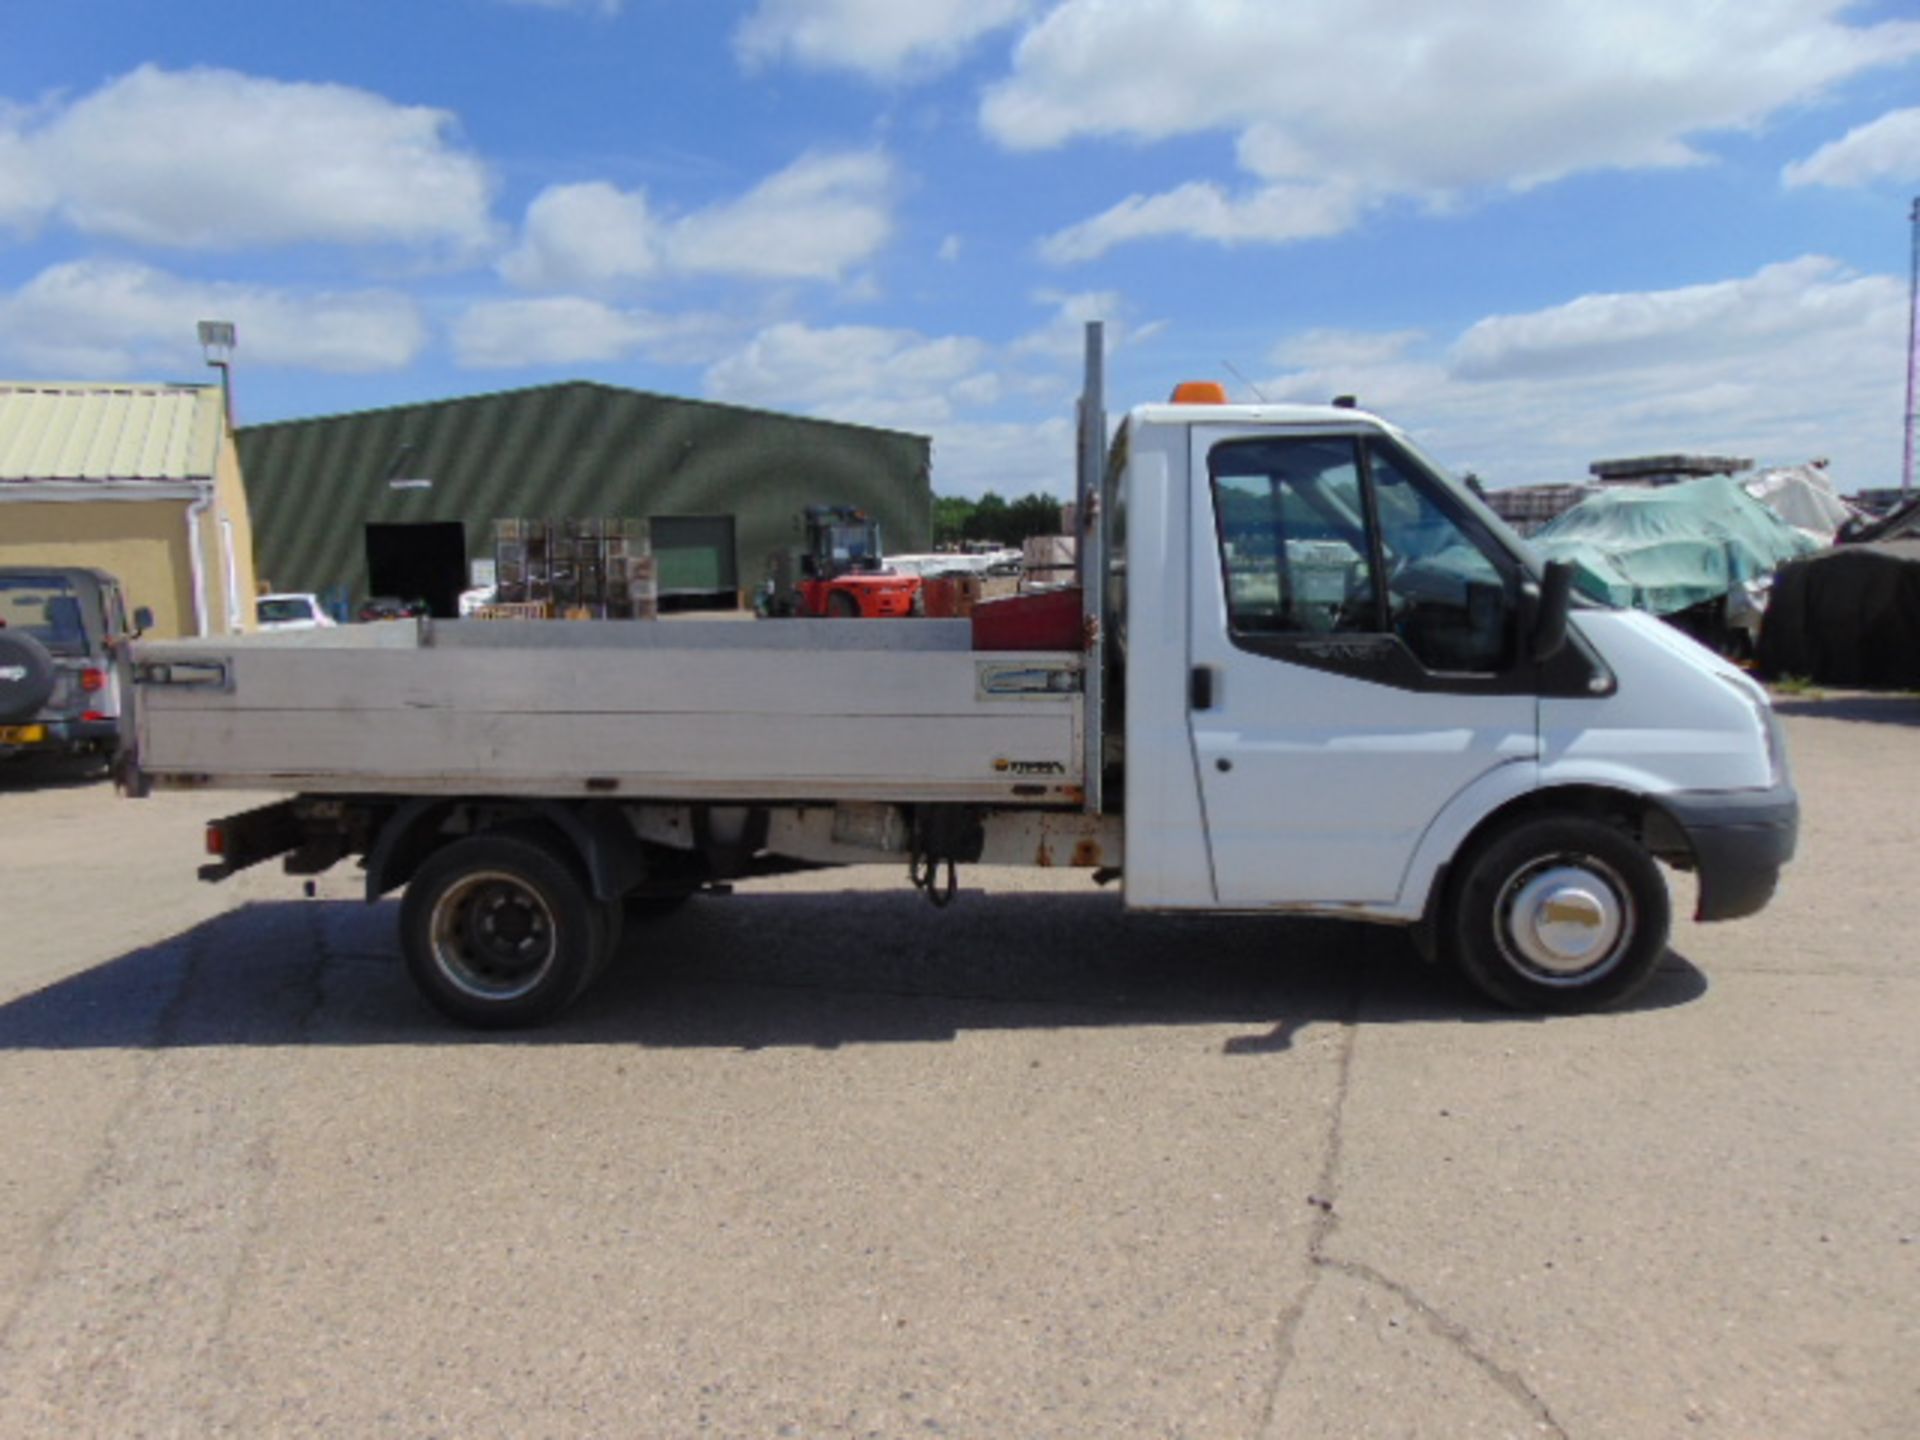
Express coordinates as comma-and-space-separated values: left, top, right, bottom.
1530, 476, 1818, 617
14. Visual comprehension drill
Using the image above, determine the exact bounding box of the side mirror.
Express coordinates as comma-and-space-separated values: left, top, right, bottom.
1529, 560, 1573, 663
132, 606, 155, 636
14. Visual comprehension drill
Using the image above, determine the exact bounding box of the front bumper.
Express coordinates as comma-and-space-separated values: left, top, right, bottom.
1658, 782, 1800, 922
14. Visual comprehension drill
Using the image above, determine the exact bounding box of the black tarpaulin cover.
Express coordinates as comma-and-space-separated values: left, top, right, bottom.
1758, 539, 1920, 686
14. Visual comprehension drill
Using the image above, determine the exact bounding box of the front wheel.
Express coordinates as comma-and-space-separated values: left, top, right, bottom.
1444, 814, 1670, 1013
400, 832, 607, 1028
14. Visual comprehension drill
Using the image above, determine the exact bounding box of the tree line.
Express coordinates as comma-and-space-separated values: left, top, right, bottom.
932, 492, 1067, 548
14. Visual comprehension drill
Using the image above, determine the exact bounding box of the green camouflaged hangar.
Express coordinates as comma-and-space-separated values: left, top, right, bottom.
235, 382, 931, 616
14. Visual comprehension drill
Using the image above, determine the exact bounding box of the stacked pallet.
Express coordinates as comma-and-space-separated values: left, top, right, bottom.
493, 519, 657, 618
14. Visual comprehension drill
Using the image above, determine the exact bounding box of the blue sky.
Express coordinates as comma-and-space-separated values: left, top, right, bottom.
3, 0, 1918, 497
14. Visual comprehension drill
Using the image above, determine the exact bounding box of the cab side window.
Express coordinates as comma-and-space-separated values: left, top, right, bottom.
1210, 437, 1374, 636
1209, 434, 1516, 676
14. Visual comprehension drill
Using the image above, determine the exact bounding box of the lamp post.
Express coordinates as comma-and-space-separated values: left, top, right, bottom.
198, 320, 236, 428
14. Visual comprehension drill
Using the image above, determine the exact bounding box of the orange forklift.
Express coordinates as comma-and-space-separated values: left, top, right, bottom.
763, 505, 922, 618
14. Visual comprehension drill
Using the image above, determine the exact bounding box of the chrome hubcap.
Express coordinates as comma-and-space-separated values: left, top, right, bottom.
1498, 858, 1630, 983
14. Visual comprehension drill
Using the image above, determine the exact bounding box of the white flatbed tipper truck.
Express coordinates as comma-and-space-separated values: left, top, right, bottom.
123, 329, 1798, 1026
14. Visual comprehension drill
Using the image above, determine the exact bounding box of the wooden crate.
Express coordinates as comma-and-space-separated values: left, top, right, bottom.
474, 601, 553, 621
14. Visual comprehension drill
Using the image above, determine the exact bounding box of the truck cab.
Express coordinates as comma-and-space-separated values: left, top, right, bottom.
1108, 399, 1796, 1009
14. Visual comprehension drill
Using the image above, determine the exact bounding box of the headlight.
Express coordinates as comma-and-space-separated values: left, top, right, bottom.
1719, 673, 1786, 787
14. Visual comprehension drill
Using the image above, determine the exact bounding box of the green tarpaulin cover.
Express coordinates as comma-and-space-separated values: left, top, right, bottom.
1530, 476, 1818, 615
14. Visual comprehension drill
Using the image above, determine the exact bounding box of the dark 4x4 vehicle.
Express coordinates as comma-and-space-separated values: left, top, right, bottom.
0, 567, 151, 765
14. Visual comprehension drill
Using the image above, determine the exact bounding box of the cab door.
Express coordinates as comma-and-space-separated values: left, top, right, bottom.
1186, 427, 1538, 907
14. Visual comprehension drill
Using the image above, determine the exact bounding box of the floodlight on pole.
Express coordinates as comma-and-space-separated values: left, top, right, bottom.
198, 320, 236, 427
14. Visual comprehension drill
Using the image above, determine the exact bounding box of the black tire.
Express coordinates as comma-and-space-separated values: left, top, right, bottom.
826, 589, 861, 619
0, 632, 56, 722
400, 832, 606, 1028
1444, 814, 1670, 1013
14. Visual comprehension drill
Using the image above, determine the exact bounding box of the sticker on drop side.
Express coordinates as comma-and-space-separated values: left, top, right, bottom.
975, 661, 1082, 700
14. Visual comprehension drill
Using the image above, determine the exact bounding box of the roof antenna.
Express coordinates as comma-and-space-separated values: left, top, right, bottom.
1222, 361, 1268, 403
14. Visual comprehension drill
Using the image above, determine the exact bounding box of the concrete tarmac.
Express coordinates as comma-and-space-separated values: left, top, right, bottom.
0, 701, 1914, 1438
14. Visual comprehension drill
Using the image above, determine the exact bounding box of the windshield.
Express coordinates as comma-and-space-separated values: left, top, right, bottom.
0, 573, 94, 655
825, 523, 880, 567
1384, 428, 1565, 584
258, 597, 316, 625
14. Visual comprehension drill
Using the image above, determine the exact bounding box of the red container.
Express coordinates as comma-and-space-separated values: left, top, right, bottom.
971, 586, 1085, 651
920, 574, 982, 618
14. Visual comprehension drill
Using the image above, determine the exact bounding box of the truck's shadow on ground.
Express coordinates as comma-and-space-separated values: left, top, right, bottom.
0, 755, 111, 792
0, 889, 1707, 1054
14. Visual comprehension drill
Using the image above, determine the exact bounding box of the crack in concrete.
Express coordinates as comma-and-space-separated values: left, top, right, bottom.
1255, 956, 1571, 1440
1256, 990, 1358, 1432
1317, 1255, 1571, 1439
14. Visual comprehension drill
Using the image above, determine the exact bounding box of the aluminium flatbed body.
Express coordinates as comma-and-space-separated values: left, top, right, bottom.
129, 617, 1086, 808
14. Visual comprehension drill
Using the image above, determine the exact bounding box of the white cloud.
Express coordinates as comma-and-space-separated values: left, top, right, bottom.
985, 0, 1920, 256
1784, 107, 1920, 188
1010, 289, 1161, 361
924, 417, 1076, 500
672, 151, 894, 280
1252, 257, 1907, 487
498, 183, 662, 290
1448, 257, 1890, 379
502, 150, 893, 290
451, 295, 735, 369
0, 125, 54, 234
453, 297, 653, 368
1039, 179, 1368, 263
0, 260, 426, 375
704, 321, 993, 425
1271, 329, 1428, 370
736, 0, 1032, 81
701, 293, 1149, 497
3, 65, 494, 253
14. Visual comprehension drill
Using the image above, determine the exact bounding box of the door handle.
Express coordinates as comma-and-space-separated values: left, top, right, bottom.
1189, 665, 1216, 711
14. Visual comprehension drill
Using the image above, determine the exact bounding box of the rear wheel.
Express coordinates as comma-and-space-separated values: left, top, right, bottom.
826, 589, 861, 618
1445, 814, 1670, 1012
400, 832, 607, 1028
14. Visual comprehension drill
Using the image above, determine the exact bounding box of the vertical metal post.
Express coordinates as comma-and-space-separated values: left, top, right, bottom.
1077, 321, 1107, 814
1904, 197, 1919, 497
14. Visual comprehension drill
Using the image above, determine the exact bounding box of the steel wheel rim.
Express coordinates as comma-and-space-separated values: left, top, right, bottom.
428, 869, 558, 1000
1494, 852, 1633, 987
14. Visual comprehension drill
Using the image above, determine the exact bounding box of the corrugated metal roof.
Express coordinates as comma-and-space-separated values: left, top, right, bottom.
0, 382, 224, 483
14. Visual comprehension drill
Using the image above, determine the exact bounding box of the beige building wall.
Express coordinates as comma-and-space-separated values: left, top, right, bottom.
209, 430, 259, 631
0, 499, 198, 637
